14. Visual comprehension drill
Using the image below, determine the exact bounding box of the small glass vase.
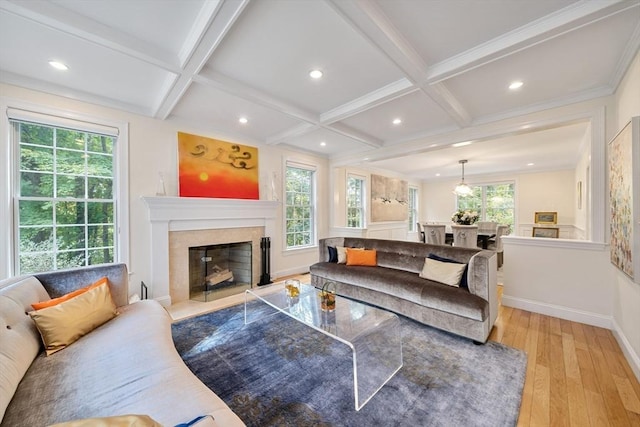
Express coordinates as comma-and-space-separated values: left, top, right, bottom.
284, 279, 300, 298
319, 281, 336, 312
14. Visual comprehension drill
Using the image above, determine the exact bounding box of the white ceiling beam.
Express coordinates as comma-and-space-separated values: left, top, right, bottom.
325, 123, 383, 148
155, 0, 249, 119
178, 0, 224, 68
326, 0, 472, 128
0, 0, 179, 73
194, 72, 319, 124
427, 0, 637, 83
266, 123, 318, 145
320, 78, 416, 124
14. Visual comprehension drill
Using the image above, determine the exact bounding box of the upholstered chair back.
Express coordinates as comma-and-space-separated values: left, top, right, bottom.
476, 221, 498, 234
451, 224, 478, 248
416, 222, 426, 243
424, 224, 446, 245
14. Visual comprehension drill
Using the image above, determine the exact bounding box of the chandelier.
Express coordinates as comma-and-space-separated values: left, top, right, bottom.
453, 160, 473, 196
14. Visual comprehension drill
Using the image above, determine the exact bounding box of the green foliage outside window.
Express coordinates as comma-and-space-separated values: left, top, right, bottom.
285, 166, 314, 248
347, 176, 364, 228
456, 183, 515, 227
15, 121, 116, 274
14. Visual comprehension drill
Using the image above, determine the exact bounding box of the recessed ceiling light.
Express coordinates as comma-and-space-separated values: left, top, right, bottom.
238, 117, 248, 124
509, 81, 524, 90
320, 141, 326, 146
48, 60, 68, 71
452, 141, 472, 147
435, 173, 441, 177
392, 118, 402, 125
309, 69, 323, 79
527, 163, 535, 166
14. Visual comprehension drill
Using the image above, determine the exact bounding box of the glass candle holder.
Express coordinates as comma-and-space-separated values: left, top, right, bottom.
284, 279, 301, 298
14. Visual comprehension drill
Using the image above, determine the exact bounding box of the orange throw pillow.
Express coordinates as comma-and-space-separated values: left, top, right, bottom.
32, 277, 108, 310
346, 248, 377, 266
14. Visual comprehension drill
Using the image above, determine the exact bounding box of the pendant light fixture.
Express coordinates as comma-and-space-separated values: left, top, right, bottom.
453, 160, 473, 196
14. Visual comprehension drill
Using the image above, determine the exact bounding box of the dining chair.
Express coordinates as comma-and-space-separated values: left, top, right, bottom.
476, 221, 498, 234
487, 224, 510, 267
451, 224, 479, 248
424, 224, 446, 245
417, 222, 426, 243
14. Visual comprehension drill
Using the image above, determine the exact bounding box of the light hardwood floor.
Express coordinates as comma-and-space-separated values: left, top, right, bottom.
168, 273, 640, 426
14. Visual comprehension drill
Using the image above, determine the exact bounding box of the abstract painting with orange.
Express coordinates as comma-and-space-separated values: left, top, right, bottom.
178, 132, 259, 199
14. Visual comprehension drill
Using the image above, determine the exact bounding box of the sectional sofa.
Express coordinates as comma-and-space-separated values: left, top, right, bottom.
0, 263, 244, 427
310, 237, 498, 343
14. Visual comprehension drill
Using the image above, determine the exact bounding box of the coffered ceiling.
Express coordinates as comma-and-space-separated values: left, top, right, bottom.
1, 0, 639, 180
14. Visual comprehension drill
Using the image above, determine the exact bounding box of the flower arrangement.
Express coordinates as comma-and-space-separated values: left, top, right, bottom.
451, 210, 479, 225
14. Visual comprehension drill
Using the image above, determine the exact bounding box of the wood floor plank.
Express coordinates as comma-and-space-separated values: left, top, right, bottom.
549, 332, 569, 426
566, 376, 590, 427
613, 374, 640, 414
518, 313, 540, 427
550, 316, 562, 336
531, 365, 551, 426
586, 389, 613, 427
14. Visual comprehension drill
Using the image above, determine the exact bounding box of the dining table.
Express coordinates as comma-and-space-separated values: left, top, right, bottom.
444, 230, 496, 249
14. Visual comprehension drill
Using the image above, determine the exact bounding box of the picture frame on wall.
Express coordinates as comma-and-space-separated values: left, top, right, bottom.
534, 211, 557, 224
532, 227, 559, 238
608, 116, 640, 283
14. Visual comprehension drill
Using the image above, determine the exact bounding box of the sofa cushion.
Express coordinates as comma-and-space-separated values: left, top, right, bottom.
346, 248, 377, 266
0, 276, 50, 422
49, 414, 163, 427
427, 253, 469, 288
32, 277, 107, 310
29, 281, 118, 355
419, 258, 466, 287
310, 262, 487, 321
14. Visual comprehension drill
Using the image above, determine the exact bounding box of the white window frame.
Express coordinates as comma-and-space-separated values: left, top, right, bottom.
408, 186, 419, 232
283, 159, 317, 251
346, 173, 366, 228
0, 99, 129, 278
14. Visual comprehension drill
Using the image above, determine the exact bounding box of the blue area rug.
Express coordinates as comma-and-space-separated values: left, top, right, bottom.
172, 301, 526, 427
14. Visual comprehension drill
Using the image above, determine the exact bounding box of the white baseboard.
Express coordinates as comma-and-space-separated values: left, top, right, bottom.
612, 318, 640, 383
272, 267, 310, 280
501, 294, 612, 329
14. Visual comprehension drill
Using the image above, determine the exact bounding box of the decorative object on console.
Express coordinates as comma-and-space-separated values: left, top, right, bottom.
177, 131, 259, 199
370, 174, 408, 222
608, 117, 640, 282
453, 159, 473, 196
451, 209, 479, 225
534, 211, 557, 224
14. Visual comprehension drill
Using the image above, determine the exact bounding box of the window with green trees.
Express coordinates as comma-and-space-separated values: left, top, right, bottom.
456, 182, 515, 227
12, 120, 117, 274
285, 163, 315, 248
347, 175, 365, 228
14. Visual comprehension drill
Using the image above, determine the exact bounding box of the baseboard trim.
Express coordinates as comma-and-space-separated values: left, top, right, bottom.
611, 318, 640, 383
501, 295, 612, 329
272, 267, 310, 281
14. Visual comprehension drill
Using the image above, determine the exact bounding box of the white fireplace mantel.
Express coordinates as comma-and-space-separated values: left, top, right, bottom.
142, 196, 279, 306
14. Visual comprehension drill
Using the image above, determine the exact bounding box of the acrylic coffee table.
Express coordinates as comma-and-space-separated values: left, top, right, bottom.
244, 283, 403, 410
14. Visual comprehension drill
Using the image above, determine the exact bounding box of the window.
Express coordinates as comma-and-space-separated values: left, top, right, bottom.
347, 175, 365, 228
9, 113, 122, 275
285, 162, 315, 249
408, 187, 418, 231
456, 183, 515, 227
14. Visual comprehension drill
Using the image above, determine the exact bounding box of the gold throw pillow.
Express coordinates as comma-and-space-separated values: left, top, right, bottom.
30, 281, 118, 355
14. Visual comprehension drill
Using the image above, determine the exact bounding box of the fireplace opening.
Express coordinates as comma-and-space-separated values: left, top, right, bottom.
188, 241, 252, 302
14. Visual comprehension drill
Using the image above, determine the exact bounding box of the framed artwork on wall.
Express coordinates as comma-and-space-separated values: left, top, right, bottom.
534, 211, 557, 224
608, 116, 640, 283
177, 132, 259, 199
370, 174, 408, 222
532, 227, 559, 238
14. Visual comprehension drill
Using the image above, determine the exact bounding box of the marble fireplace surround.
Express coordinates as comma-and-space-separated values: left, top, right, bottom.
142, 197, 279, 306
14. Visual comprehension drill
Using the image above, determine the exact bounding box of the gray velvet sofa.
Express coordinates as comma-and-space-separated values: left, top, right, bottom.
0, 263, 244, 427
310, 237, 498, 343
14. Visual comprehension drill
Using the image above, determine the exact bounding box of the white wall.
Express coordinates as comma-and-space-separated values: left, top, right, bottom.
0, 83, 328, 291
612, 50, 640, 380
